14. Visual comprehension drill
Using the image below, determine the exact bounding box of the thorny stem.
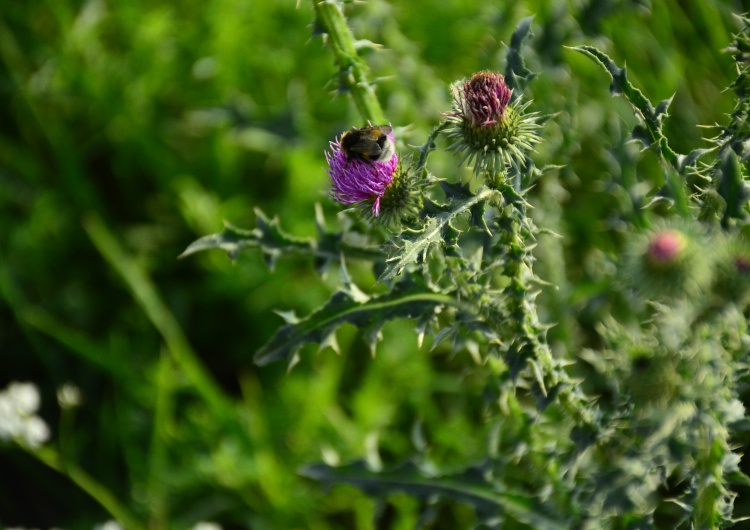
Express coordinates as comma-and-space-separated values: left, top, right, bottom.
313, 0, 387, 125
495, 184, 594, 426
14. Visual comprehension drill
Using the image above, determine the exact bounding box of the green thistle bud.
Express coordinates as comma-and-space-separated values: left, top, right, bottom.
443, 71, 541, 179
622, 222, 712, 301
357, 159, 423, 227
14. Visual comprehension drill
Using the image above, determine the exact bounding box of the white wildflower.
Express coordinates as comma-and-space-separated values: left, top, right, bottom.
0, 381, 49, 449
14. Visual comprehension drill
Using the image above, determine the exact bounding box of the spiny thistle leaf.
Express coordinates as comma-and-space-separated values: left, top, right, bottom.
380, 217, 446, 283
568, 45, 679, 167
254, 278, 458, 365
678, 148, 715, 173
179, 207, 384, 267
568, 44, 696, 214
504, 16, 537, 97
380, 187, 499, 282
440, 180, 474, 200
717, 148, 746, 224
300, 460, 564, 529
178, 209, 312, 265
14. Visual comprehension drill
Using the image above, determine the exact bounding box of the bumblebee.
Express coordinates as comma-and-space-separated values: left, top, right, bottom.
340, 125, 395, 165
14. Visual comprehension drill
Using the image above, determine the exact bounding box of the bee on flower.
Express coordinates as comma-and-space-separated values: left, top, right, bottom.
325, 124, 421, 225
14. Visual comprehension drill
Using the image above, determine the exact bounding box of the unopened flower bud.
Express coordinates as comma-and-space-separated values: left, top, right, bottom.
623, 222, 711, 301
443, 71, 540, 179
646, 230, 685, 266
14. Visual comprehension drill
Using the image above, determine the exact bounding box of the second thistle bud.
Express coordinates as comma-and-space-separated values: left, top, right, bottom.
443, 71, 540, 179
622, 222, 712, 301
646, 230, 685, 267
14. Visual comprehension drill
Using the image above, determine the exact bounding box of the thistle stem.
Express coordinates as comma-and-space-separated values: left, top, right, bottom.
494, 185, 593, 426
313, 0, 387, 124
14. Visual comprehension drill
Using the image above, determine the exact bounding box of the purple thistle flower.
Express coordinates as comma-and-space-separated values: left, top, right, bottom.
448, 70, 512, 127
326, 130, 398, 216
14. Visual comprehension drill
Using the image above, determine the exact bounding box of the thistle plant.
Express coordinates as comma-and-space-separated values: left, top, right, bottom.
12, 2, 750, 529
178, 6, 750, 528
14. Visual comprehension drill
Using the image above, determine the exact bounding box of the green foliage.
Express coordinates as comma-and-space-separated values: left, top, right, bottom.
504, 16, 537, 96
5, 1, 750, 529
255, 270, 455, 366
179, 206, 385, 270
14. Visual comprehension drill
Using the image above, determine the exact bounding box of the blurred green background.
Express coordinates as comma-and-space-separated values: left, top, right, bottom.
2, 0, 750, 528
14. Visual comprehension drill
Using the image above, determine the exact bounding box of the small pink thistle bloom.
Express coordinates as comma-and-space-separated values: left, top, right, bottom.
448, 70, 513, 127
647, 230, 685, 264
325, 130, 398, 216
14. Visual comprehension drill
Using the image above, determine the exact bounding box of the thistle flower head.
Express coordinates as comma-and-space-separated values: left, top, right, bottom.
450, 70, 513, 127
646, 230, 685, 266
622, 221, 712, 301
326, 128, 399, 216
443, 70, 540, 178
366, 157, 424, 227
